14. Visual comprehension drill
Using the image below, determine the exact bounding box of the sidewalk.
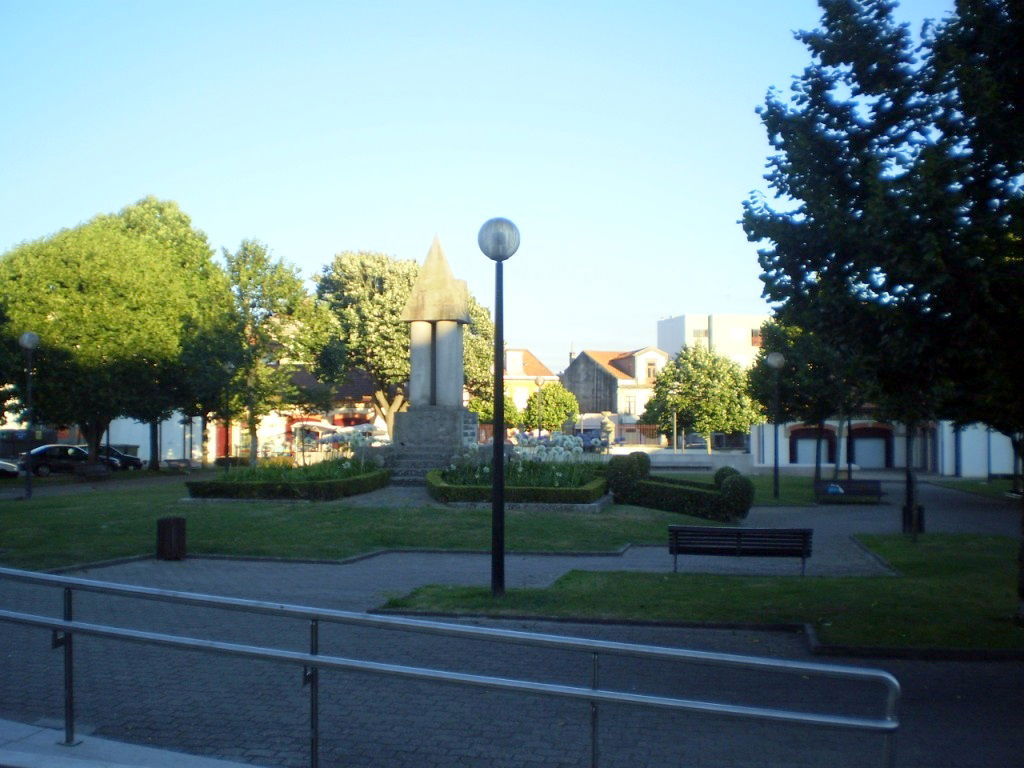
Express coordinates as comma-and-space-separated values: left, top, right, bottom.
0, 717, 253, 768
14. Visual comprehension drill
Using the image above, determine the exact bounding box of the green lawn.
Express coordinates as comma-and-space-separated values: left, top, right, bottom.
385, 534, 1024, 651
932, 477, 1020, 500
653, 471, 816, 506
4, 479, 1020, 651
0, 480, 699, 570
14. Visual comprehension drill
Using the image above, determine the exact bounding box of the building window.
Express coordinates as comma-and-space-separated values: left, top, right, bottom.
646, 361, 656, 382
624, 396, 636, 415
693, 329, 708, 339
751, 328, 762, 347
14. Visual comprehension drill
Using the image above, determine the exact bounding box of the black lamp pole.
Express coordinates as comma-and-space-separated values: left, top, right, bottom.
479, 218, 519, 597
766, 351, 785, 500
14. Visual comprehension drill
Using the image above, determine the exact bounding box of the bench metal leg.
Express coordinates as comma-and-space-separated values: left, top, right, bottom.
673, 553, 677, 573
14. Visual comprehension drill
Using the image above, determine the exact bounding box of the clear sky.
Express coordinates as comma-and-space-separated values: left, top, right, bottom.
0, 0, 952, 375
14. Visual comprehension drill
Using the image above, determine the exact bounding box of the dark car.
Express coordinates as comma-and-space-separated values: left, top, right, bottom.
0, 459, 19, 478
19, 444, 119, 476
78, 445, 143, 470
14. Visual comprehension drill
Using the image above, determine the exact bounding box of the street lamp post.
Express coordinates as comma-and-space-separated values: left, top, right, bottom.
18, 331, 40, 500
765, 352, 786, 500
479, 217, 520, 597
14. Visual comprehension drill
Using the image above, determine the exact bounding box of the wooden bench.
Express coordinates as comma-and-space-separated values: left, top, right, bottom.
668, 525, 813, 575
813, 479, 883, 504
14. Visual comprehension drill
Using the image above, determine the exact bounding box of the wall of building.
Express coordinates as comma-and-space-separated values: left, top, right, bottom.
561, 355, 617, 414
657, 313, 769, 368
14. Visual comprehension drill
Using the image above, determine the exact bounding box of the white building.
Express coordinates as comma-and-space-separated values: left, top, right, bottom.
657, 313, 769, 369
752, 419, 1017, 478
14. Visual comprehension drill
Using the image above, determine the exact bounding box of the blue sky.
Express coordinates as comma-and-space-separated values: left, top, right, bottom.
0, 0, 952, 374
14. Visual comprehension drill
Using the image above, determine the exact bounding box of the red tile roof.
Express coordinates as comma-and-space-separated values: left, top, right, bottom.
505, 348, 555, 378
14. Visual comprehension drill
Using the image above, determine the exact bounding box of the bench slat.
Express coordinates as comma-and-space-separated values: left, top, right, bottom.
668, 525, 812, 575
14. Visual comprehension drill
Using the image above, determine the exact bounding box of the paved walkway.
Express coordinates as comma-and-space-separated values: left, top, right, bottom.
0, 480, 1021, 767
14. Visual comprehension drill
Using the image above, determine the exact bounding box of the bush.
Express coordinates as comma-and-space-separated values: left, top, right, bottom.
186, 469, 390, 500
214, 456, 249, 468
629, 471, 755, 522
628, 451, 651, 479
713, 465, 741, 488
719, 475, 755, 519
425, 470, 607, 504
605, 455, 642, 503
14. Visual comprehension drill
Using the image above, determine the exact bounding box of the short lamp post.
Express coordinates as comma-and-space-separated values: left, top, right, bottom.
765, 352, 786, 499
534, 375, 545, 438
19, 331, 40, 500
479, 217, 520, 597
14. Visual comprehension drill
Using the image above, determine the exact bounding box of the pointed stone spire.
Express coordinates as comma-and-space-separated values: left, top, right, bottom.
401, 237, 470, 323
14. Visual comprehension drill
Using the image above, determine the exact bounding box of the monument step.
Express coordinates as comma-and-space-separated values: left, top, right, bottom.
390, 475, 427, 487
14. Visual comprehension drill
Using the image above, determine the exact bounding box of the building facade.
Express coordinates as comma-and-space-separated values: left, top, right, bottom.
560, 347, 669, 422
657, 313, 769, 369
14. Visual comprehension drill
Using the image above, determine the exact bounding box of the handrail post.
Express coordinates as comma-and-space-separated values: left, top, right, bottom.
61, 587, 78, 746
309, 619, 319, 768
590, 652, 599, 768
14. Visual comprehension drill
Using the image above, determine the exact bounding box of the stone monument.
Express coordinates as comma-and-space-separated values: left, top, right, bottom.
392, 237, 478, 459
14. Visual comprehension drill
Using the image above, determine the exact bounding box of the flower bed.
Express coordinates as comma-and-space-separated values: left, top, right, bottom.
426, 470, 607, 504
429, 433, 608, 504
186, 457, 390, 501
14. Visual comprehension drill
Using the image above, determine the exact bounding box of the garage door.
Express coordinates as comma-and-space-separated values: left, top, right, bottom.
853, 437, 887, 469
795, 439, 820, 464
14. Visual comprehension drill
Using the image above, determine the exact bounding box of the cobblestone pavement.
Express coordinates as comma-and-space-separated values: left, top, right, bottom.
1, 480, 1021, 767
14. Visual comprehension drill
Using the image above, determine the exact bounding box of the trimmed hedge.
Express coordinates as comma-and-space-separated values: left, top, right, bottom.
186, 469, 390, 501
426, 470, 608, 504
713, 465, 741, 488
619, 471, 756, 522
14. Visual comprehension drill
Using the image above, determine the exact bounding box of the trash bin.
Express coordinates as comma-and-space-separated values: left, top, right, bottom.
156, 517, 186, 560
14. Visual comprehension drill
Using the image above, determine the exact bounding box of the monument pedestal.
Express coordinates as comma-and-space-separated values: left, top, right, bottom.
393, 406, 477, 453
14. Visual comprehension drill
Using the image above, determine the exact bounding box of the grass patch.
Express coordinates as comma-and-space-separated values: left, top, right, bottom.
654, 471, 816, 506
932, 477, 1019, 500
0, 482, 705, 570
385, 534, 1023, 651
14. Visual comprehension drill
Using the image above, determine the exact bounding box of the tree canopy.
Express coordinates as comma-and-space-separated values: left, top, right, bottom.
224, 239, 337, 464
642, 345, 762, 453
522, 382, 580, 434
0, 217, 189, 453
315, 250, 495, 434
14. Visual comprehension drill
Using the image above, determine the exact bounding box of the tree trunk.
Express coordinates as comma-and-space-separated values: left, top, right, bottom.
247, 409, 259, 467
79, 418, 110, 463
846, 416, 854, 480
374, 390, 406, 438
199, 414, 209, 469
903, 423, 923, 539
814, 420, 824, 484
148, 420, 160, 471
833, 415, 846, 481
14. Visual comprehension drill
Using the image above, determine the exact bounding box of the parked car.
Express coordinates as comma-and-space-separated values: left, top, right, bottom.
0, 459, 19, 478
19, 444, 119, 476
78, 445, 143, 470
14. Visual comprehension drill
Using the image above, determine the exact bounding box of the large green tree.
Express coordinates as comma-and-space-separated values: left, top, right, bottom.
742, 0, 964, 528
224, 240, 337, 465
106, 197, 233, 469
925, 0, 1024, 618
523, 382, 580, 434
0, 218, 187, 458
315, 251, 494, 435
748, 320, 873, 481
642, 345, 762, 454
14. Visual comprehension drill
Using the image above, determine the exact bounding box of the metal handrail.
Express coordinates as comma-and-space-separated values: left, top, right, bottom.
0, 565, 900, 766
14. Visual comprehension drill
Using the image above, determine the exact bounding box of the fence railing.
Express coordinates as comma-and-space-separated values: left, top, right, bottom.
0, 566, 900, 767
